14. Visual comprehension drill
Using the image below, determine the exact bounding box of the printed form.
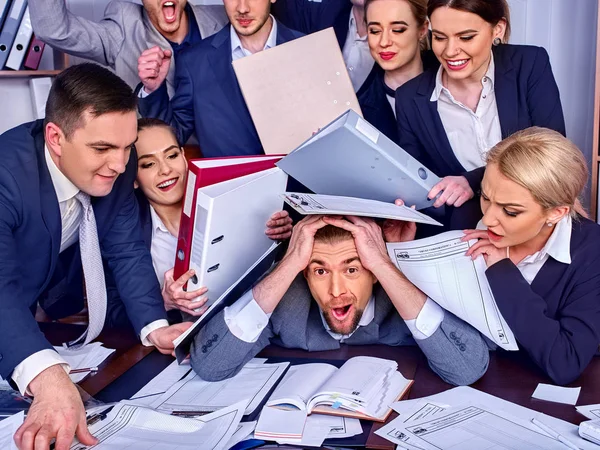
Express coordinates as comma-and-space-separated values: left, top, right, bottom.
387, 231, 518, 350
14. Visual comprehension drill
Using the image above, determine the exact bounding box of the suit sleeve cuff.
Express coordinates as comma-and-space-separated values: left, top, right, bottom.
140, 319, 170, 346
12, 350, 70, 396
404, 298, 445, 340
223, 290, 270, 343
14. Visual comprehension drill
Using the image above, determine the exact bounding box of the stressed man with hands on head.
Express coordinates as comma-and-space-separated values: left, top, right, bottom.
190, 214, 489, 386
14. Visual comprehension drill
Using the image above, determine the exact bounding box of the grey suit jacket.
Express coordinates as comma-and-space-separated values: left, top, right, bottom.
29, 0, 228, 95
191, 275, 489, 386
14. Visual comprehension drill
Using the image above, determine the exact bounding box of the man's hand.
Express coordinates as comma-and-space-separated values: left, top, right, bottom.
162, 268, 209, 316
382, 199, 417, 243
138, 46, 172, 94
428, 176, 474, 208
322, 216, 390, 272
280, 215, 330, 273
265, 210, 293, 241
14, 365, 97, 450
147, 322, 193, 356
463, 229, 509, 267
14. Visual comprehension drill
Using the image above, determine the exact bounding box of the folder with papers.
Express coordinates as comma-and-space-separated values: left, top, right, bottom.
174, 155, 282, 281
277, 109, 440, 210
5, 5, 31, 70
0, 0, 27, 69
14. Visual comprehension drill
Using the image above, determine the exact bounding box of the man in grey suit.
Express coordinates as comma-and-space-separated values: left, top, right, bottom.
29, 0, 228, 95
191, 215, 490, 386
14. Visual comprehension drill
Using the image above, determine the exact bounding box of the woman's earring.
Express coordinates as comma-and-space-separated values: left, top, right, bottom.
493, 37, 501, 46
547, 222, 554, 227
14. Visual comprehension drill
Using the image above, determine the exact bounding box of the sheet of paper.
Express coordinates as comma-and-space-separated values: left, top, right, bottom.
377, 404, 567, 450
387, 231, 518, 350
129, 360, 192, 406
255, 406, 307, 441
577, 404, 600, 420
151, 362, 289, 415
0, 379, 10, 390
532, 383, 581, 405
55, 342, 115, 383
282, 193, 442, 226
390, 386, 597, 449
70, 400, 247, 450
225, 421, 257, 449
0, 411, 24, 450
315, 414, 363, 438
277, 414, 331, 447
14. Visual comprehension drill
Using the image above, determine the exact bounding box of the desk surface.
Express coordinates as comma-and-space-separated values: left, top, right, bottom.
42, 324, 600, 449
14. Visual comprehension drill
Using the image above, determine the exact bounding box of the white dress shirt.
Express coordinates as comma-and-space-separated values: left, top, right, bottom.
231, 15, 278, 61
342, 9, 374, 91
149, 206, 178, 288
223, 289, 444, 343
476, 215, 572, 284
12, 147, 168, 394
431, 53, 502, 171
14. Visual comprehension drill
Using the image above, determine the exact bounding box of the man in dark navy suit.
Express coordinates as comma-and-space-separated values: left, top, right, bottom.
137, 0, 303, 157
0, 63, 191, 450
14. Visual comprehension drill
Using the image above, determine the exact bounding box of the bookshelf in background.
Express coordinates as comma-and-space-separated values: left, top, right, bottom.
591, 9, 600, 221
0, 50, 68, 78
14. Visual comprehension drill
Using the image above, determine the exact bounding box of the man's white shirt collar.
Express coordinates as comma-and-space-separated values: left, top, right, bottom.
320, 295, 375, 341
348, 8, 367, 42
431, 52, 496, 102
44, 145, 79, 203
230, 15, 278, 60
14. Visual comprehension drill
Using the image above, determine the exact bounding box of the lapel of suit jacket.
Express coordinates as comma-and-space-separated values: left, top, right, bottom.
493, 46, 519, 138
333, 7, 351, 48
191, 4, 224, 39
208, 26, 258, 138
34, 123, 61, 287
413, 73, 465, 174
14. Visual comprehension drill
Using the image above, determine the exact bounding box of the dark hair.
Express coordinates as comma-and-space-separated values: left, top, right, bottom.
44, 63, 138, 139
137, 117, 178, 143
427, 0, 511, 42
364, 0, 430, 49
314, 224, 354, 246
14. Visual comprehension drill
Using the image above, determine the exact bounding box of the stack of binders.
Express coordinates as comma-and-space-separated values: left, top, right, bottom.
0, 1, 45, 70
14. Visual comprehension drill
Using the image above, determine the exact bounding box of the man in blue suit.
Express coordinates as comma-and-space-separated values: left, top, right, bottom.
137, 0, 304, 157
1, 63, 192, 450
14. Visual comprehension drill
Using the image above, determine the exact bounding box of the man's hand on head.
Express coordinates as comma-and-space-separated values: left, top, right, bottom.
322, 216, 391, 273
280, 215, 331, 274
14, 365, 97, 450
147, 322, 193, 356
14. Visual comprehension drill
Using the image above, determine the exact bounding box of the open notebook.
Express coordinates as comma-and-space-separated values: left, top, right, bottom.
265, 356, 412, 422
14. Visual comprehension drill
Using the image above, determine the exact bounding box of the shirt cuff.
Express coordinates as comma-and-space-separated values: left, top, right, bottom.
404, 298, 445, 340
223, 290, 270, 343
138, 87, 150, 98
140, 319, 170, 346
12, 350, 70, 396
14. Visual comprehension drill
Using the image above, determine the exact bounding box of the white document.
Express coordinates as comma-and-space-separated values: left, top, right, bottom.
387, 230, 518, 350
316, 414, 362, 439
377, 404, 567, 450
70, 400, 247, 450
390, 386, 597, 449
225, 421, 257, 449
532, 383, 581, 405
151, 362, 289, 416
0, 411, 23, 450
255, 406, 307, 441
55, 342, 115, 383
186, 167, 287, 304
577, 404, 600, 420
29, 77, 53, 120
282, 192, 442, 226
129, 360, 192, 406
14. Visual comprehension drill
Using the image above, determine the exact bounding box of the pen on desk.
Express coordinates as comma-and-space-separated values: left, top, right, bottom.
531, 418, 580, 450
69, 367, 99, 374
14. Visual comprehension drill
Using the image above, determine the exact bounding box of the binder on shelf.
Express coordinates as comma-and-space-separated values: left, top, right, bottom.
0, 0, 12, 32
184, 167, 288, 306
174, 155, 283, 281
0, 0, 27, 69
23, 33, 44, 70
29, 77, 52, 119
277, 109, 441, 210
5, 5, 31, 70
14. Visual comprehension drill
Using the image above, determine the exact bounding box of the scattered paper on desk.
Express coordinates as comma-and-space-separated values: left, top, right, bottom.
282, 192, 442, 226
255, 406, 307, 441
226, 421, 257, 449
55, 342, 115, 383
577, 404, 600, 420
387, 231, 518, 351
532, 383, 581, 405
129, 360, 192, 407
70, 400, 247, 450
0, 411, 24, 450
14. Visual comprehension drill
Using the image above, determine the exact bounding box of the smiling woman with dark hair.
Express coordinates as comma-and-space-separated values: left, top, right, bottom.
394, 0, 565, 215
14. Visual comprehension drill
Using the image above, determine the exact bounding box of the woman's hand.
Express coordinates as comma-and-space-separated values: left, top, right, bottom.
429, 176, 474, 208
463, 229, 508, 267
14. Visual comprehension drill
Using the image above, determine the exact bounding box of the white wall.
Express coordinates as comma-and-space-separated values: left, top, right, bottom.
507, 0, 598, 207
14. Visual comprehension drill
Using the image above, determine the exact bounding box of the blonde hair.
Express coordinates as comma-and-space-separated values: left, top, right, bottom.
486, 127, 588, 219
365, 0, 430, 50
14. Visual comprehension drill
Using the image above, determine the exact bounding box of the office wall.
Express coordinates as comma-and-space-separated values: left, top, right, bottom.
507, 0, 599, 206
